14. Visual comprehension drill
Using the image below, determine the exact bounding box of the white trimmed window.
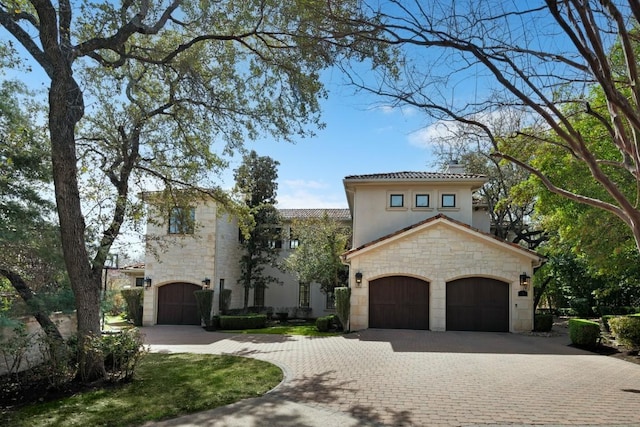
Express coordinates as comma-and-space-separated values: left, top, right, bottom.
441, 194, 456, 208
415, 194, 430, 208
389, 194, 404, 208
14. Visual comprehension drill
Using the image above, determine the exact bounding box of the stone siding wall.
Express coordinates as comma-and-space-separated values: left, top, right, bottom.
348, 222, 535, 332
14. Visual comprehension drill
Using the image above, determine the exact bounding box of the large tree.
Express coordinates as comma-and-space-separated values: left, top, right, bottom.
234, 150, 281, 309
0, 80, 67, 347
0, 0, 383, 380
341, 0, 640, 255
282, 212, 351, 295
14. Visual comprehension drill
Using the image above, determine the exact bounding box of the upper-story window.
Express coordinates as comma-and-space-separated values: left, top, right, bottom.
289, 228, 299, 249
268, 227, 282, 249
415, 194, 430, 208
441, 194, 456, 208
168, 207, 195, 234
389, 194, 404, 208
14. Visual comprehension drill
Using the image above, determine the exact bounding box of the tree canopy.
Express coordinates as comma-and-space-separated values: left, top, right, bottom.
282, 212, 351, 294
234, 150, 281, 308
0, 0, 386, 380
342, 0, 640, 255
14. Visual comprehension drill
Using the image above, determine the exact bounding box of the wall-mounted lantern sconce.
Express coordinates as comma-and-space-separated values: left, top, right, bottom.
202, 277, 211, 289
144, 277, 152, 288
355, 272, 363, 287
519, 272, 530, 288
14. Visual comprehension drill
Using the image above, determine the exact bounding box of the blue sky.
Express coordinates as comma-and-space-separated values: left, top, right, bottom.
225, 78, 440, 209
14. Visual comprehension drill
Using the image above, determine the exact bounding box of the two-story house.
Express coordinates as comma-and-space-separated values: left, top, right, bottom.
342, 170, 542, 332
141, 199, 350, 326
140, 166, 542, 332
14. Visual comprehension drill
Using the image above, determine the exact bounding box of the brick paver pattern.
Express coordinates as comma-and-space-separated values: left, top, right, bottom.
143, 327, 640, 426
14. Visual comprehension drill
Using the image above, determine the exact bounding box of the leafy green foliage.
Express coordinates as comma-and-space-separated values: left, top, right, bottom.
282, 212, 351, 294
121, 289, 143, 326
4, 353, 282, 427
194, 290, 215, 328
609, 316, 640, 350
334, 287, 351, 332
533, 314, 553, 332
98, 329, 147, 382
568, 319, 600, 347
315, 315, 337, 332
219, 315, 267, 330
234, 151, 282, 308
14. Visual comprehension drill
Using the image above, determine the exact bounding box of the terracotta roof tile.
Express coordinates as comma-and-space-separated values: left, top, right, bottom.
278, 208, 351, 221
344, 171, 487, 180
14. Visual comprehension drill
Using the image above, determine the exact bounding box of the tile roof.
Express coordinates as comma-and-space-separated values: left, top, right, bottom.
343, 214, 541, 259
344, 171, 487, 180
278, 208, 351, 221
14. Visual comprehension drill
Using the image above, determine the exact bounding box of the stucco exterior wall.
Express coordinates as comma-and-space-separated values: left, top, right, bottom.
351, 184, 478, 247
347, 221, 536, 332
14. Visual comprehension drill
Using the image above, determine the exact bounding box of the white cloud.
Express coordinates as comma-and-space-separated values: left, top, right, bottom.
408, 121, 456, 148
277, 179, 347, 209
373, 105, 418, 117
282, 179, 328, 190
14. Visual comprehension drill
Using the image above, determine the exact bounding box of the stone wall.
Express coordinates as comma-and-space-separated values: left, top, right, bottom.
0, 312, 77, 375
347, 220, 538, 332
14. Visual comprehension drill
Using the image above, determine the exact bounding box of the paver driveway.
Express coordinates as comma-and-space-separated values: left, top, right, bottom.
143, 326, 640, 426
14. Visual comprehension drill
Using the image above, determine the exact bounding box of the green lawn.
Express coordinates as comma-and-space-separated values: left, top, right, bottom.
3, 353, 282, 427
223, 323, 339, 337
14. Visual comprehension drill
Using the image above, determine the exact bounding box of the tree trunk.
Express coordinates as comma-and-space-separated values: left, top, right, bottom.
49, 70, 105, 382
0, 268, 65, 347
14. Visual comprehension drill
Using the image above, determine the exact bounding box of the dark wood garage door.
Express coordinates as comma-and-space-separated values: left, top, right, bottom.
446, 277, 509, 332
157, 282, 201, 325
369, 276, 429, 330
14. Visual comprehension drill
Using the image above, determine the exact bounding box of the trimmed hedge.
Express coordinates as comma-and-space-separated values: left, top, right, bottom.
316, 315, 336, 332
609, 316, 640, 350
568, 318, 600, 347
533, 314, 553, 332
219, 314, 267, 330
121, 288, 143, 326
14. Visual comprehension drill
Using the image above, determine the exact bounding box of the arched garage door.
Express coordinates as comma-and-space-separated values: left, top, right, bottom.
369, 276, 429, 330
446, 278, 509, 332
157, 282, 201, 325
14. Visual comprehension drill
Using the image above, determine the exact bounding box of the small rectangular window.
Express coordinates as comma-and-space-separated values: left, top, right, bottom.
442, 194, 456, 208
415, 194, 430, 207
135, 277, 144, 287
289, 228, 299, 249
299, 283, 310, 307
268, 227, 282, 249
325, 291, 336, 310
254, 285, 265, 307
390, 194, 404, 208
168, 207, 195, 234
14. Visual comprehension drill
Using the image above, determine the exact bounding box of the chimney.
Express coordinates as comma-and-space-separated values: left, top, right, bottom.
444, 159, 466, 174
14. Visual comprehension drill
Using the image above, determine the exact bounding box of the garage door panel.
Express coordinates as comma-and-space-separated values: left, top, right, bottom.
369, 276, 429, 330
447, 278, 509, 332
157, 282, 201, 325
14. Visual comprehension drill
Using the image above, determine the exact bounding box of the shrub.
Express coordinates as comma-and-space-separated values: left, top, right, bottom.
335, 287, 351, 332
316, 314, 336, 332
568, 318, 600, 347
219, 315, 266, 330
220, 289, 232, 314
102, 290, 126, 316
601, 315, 618, 332
194, 290, 215, 329
608, 316, 640, 350
533, 314, 553, 332
569, 298, 592, 317
99, 328, 147, 381
557, 307, 576, 317
121, 288, 143, 326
